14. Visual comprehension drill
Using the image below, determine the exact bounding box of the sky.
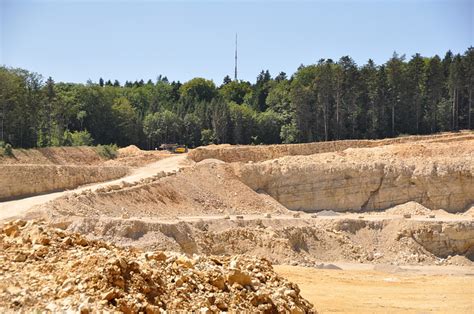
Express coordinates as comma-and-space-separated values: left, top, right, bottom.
1, 0, 472, 85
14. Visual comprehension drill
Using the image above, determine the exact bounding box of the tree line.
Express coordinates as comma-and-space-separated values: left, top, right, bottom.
0, 48, 472, 149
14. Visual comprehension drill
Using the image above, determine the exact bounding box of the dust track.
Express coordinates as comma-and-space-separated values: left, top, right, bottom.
0, 154, 190, 221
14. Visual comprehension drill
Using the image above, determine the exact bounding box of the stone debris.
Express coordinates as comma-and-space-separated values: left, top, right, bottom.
0, 220, 315, 313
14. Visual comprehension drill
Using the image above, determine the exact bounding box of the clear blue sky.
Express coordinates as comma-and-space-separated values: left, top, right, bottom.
1, 0, 472, 84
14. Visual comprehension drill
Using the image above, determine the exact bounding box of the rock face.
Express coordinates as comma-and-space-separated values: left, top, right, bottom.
0, 220, 315, 313
188, 132, 473, 163
47, 214, 474, 266
0, 165, 128, 200
233, 141, 474, 213
409, 222, 474, 259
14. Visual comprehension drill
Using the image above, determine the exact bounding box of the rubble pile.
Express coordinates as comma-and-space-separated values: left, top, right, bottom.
0, 220, 315, 313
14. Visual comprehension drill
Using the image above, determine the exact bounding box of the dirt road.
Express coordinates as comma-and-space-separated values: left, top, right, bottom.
0, 154, 191, 222
274, 264, 474, 313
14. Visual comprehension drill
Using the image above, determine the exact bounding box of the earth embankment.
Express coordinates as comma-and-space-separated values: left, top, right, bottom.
0, 164, 128, 201
189, 131, 473, 163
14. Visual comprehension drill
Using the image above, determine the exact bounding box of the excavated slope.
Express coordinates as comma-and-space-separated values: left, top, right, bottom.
0, 146, 170, 201
189, 131, 473, 163
0, 146, 105, 165
38, 161, 287, 220
0, 165, 128, 201
47, 214, 474, 265
233, 140, 474, 213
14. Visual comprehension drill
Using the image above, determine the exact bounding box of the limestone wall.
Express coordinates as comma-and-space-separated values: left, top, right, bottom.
233, 144, 474, 213
189, 132, 473, 163
0, 165, 128, 200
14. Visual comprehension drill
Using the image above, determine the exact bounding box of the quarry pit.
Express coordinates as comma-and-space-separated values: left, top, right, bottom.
1, 131, 473, 312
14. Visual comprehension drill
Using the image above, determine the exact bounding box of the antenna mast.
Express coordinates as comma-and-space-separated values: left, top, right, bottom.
234, 33, 238, 81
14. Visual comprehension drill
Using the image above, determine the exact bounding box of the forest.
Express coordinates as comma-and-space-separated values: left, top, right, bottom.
0, 48, 472, 150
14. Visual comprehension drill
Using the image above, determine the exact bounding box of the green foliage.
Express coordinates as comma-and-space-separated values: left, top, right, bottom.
111, 97, 139, 146
229, 102, 256, 144
0, 141, 4, 148
0, 47, 472, 151
211, 98, 230, 144
200, 129, 215, 146
143, 110, 182, 147
179, 78, 217, 103
219, 80, 252, 105
255, 110, 282, 144
96, 144, 118, 159
280, 122, 298, 144
3, 143, 13, 157
183, 113, 202, 147
69, 130, 94, 146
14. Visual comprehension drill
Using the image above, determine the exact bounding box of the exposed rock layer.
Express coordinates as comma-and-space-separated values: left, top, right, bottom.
48, 214, 474, 265
233, 141, 474, 212
189, 132, 473, 163
0, 165, 128, 201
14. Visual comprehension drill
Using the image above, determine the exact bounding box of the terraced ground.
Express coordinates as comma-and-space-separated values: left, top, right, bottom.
1, 131, 473, 312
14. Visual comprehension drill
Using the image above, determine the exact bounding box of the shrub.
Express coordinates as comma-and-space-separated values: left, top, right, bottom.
200, 129, 215, 146
0, 141, 5, 148
96, 144, 118, 159
3, 143, 13, 157
70, 130, 94, 146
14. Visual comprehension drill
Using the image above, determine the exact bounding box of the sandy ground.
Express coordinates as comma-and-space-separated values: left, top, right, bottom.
0, 154, 191, 221
274, 264, 474, 313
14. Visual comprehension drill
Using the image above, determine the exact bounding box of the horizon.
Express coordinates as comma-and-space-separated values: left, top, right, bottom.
1, 0, 472, 84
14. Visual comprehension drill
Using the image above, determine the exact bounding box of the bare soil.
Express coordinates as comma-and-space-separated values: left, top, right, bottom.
274, 264, 474, 313
1, 132, 473, 312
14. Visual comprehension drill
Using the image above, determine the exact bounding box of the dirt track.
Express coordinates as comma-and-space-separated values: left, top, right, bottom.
0, 154, 190, 221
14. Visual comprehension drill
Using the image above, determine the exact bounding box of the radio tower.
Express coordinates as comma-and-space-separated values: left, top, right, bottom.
234, 33, 238, 81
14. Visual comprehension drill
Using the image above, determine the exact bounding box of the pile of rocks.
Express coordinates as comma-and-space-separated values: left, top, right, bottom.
0, 220, 315, 313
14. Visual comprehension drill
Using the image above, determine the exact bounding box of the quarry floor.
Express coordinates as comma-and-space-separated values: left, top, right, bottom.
275, 264, 474, 313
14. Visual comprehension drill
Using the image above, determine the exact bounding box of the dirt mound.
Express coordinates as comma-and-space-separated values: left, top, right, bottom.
197, 158, 226, 165
463, 206, 474, 217
118, 145, 141, 156
39, 162, 287, 219
117, 145, 141, 157
0, 220, 315, 313
443, 255, 474, 266
385, 202, 432, 216
107, 149, 171, 168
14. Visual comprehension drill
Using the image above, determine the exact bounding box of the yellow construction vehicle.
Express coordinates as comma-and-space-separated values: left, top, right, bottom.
159, 144, 188, 153
173, 145, 187, 153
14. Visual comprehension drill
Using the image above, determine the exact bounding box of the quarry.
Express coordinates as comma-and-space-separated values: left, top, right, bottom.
0, 131, 473, 313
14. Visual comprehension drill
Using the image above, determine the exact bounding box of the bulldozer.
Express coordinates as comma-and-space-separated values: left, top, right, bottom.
159, 143, 188, 153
